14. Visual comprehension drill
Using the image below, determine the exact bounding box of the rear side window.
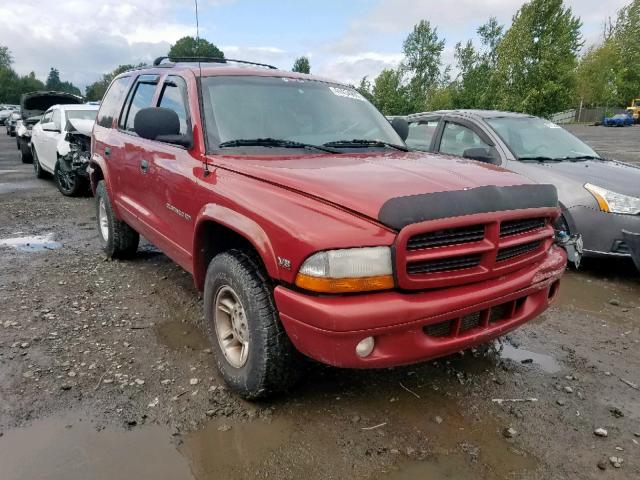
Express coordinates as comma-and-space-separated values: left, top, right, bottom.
406, 120, 439, 151
96, 77, 130, 128
52, 110, 61, 130
121, 80, 158, 132
158, 76, 189, 135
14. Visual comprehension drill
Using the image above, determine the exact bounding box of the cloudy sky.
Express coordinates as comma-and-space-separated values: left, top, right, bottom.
0, 0, 630, 92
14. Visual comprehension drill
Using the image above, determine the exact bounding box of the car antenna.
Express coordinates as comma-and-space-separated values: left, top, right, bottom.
193, 0, 210, 177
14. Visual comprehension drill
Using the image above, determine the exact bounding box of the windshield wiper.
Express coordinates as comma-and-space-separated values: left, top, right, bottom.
559, 155, 601, 161
218, 138, 340, 154
323, 139, 408, 151
518, 156, 563, 162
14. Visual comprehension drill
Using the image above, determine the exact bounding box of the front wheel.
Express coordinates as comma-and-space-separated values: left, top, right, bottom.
95, 180, 139, 258
203, 250, 300, 399
55, 159, 86, 197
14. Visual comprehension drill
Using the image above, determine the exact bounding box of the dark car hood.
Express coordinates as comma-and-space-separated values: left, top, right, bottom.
511, 159, 640, 197
214, 151, 543, 224
20, 91, 83, 120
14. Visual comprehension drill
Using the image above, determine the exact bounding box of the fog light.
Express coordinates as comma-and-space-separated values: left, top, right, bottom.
355, 336, 375, 358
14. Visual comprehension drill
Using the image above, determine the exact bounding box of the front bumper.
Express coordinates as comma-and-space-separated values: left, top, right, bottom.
276, 246, 566, 368
566, 205, 640, 259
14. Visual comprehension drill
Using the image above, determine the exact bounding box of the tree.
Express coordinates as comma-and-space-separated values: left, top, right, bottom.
576, 42, 619, 107
46, 67, 61, 90
401, 20, 446, 110
449, 17, 504, 109
168, 36, 224, 59
355, 76, 374, 103
292, 56, 310, 74
0, 45, 12, 69
608, 0, 640, 104
85, 64, 141, 101
489, 0, 582, 116
371, 69, 410, 115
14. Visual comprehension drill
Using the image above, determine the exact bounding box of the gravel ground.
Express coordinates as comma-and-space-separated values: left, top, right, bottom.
0, 131, 639, 480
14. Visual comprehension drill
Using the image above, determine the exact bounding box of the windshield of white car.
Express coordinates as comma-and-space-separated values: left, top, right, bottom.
66, 110, 98, 121
201, 76, 403, 153
486, 116, 600, 161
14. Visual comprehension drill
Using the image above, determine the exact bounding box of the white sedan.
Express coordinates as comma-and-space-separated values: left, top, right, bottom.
31, 104, 98, 195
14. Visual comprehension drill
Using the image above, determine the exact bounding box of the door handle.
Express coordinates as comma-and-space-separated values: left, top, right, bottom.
140, 159, 149, 174
104, 147, 110, 157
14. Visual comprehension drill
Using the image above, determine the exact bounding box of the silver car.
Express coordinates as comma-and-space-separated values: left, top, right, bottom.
404, 110, 640, 271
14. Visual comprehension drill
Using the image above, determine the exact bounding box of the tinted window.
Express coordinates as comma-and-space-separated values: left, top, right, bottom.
406, 120, 439, 151
96, 77, 130, 128
41, 111, 52, 123
123, 82, 157, 132
439, 122, 491, 157
158, 77, 188, 135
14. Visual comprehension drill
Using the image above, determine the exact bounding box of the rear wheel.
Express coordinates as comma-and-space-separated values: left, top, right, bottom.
19, 138, 32, 163
32, 146, 48, 178
203, 250, 300, 399
95, 180, 139, 258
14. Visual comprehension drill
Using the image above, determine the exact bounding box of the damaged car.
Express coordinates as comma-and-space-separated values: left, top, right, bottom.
17, 91, 84, 164
31, 103, 98, 196
5, 111, 21, 136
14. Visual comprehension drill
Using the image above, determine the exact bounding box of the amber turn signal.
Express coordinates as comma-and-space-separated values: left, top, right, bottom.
295, 273, 394, 293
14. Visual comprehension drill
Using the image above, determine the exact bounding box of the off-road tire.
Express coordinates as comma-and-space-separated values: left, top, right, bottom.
32, 146, 48, 178
95, 180, 139, 258
203, 250, 300, 399
55, 158, 86, 197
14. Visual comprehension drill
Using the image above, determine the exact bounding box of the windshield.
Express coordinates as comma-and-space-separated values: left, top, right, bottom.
486, 116, 599, 160
66, 110, 98, 121
201, 76, 403, 152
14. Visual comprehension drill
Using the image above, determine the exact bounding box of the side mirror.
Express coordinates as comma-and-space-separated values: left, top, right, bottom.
390, 117, 409, 141
463, 147, 497, 164
134, 107, 192, 148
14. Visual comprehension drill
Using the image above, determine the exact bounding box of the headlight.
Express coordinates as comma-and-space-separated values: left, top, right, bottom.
584, 183, 640, 215
295, 246, 394, 293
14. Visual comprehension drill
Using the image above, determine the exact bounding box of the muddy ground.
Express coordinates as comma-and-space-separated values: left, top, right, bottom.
0, 131, 639, 480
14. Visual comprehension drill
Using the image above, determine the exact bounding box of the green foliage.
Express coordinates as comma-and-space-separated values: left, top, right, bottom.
576, 42, 619, 107
85, 64, 142, 101
401, 20, 446, 110
168, 36, 224, 59
355, 76, 375, 103
489, 0, 582, 117
371, 69, 410, 115
0, 45, 12, 69
0, 45, 48, 103
292, 56, 311, 74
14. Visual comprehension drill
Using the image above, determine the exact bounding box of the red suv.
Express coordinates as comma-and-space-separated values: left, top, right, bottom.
90, 57, 566, 398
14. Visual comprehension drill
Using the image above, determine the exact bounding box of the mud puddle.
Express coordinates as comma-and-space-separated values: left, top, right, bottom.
497, 341, 562, 374
557, 270, 640, 318
0, 232, 61, 251
155, 319, 209, 352
0, 413, 193, 480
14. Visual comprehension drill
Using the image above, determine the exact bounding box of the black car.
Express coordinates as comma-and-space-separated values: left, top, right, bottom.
404, 110, 640, 271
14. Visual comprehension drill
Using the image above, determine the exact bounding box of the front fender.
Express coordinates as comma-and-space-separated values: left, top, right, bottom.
88, 153, 111, 196
192, 204, 280, 290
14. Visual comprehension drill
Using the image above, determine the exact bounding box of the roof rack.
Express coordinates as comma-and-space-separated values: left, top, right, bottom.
152, 56, 278, 69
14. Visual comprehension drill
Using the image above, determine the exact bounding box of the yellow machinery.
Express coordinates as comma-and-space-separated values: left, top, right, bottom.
626, 98, 640, 123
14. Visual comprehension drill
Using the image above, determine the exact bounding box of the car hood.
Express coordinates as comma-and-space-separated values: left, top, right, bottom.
214, 151, 539, 224
20, 91, 83, 120
509, 159, 640, 197
67, 118, 94, 137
